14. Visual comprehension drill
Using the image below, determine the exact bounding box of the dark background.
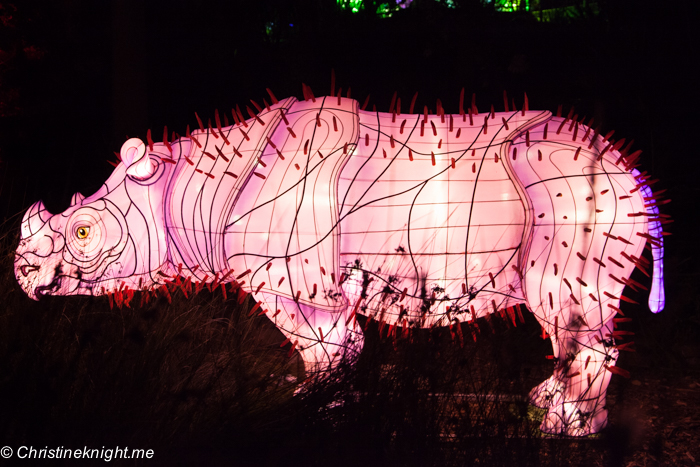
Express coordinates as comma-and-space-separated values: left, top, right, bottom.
3, 0, 698, 363
1, 0, 699, 465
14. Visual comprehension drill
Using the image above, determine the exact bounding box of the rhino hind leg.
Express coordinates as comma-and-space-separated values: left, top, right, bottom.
256, 293, 364, 384
530, 314, 619, 436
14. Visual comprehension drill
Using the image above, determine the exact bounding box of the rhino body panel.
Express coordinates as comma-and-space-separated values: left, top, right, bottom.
15, 95, 664, 436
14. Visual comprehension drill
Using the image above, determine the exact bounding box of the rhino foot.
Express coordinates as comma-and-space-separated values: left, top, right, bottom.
539, 392, 608, 436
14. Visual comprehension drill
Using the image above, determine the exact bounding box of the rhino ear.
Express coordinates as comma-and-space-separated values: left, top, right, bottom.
120, 137, 157, 180
70, 192, 85, 207
120, 138, 146, 166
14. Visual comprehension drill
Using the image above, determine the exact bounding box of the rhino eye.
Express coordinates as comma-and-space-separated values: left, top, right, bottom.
76, 226, 90, 239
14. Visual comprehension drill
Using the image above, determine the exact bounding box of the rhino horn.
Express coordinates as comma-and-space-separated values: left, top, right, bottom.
70, 192, 85, 207
121, 137, 157, 180
20, 200, 52, 239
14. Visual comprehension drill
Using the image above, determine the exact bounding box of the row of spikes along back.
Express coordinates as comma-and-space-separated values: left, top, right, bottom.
103, 74, 671, 367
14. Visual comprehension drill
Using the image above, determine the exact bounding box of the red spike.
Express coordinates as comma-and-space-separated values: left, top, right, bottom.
362, 94, 370, 111
556, 118, 568, 135
596, 143, 611, 161
207, 119, 219, 139
389, 91, 397, 113
163, 126, 172, 153
247, 106, 265, 125
483, 116, 488, 135
195, 112, 205, 132
396, 97, 401, 115
605, 365, 630, 378
337, 88, 342, 105
266, 88, 278, 104
471, 93, 478, 114
458, 88, 465, 115
262, 99, 271, 112
490, 104, 495, 119
236, 105, 248, 127
503, 90, 509, 112
582, 125, 592, 142
231, 108, 241, 126
588, 126, 601, 149
250, 99, 263, 113
346, 87, 351, 99
523, 92, 529, 112
146, 129, 154, 151
556, 104, 562, 117
501, 117, 509, 131
574, 146, 581, 160
512, 147, 517, 160
526, 130, 530, 146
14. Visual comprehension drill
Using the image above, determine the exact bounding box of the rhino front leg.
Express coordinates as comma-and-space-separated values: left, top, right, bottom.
533, 315, 619, 436
256, 293, 364, 381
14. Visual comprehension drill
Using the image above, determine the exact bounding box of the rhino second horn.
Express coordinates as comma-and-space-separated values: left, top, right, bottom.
20, 200, 52, 239
70, 192, 85, 207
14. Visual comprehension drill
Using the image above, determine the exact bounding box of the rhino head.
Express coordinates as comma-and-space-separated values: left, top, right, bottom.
15, 138, 176, 299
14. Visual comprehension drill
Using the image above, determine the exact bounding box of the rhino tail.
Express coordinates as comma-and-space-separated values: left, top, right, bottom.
632, 169, 665, 313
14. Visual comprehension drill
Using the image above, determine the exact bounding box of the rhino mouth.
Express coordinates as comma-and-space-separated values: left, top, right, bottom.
33, 262, 65, 299
35, 277, 61, 298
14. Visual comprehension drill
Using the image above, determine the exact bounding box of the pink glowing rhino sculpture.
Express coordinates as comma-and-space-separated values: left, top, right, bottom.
15, 90, 666, 436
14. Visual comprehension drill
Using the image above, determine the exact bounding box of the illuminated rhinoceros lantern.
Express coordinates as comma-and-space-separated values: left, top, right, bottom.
15, 90, 666, 436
